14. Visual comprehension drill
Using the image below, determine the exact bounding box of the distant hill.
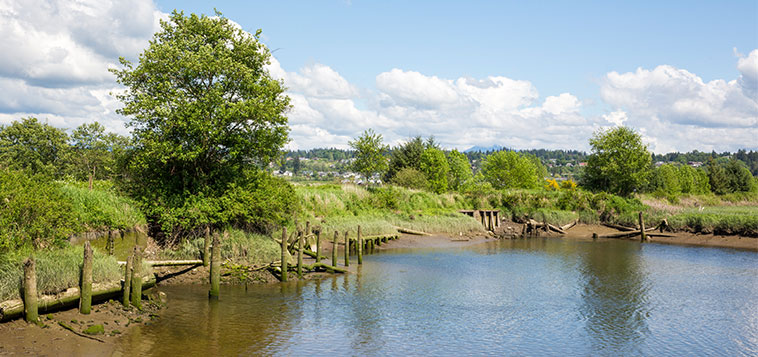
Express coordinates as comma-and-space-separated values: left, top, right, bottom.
464, 145, 506, 153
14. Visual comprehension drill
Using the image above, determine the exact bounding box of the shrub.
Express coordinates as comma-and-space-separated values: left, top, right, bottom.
391, 167, 429, 190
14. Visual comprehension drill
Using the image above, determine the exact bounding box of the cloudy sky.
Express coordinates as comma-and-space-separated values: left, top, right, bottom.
1, 0, 756, 153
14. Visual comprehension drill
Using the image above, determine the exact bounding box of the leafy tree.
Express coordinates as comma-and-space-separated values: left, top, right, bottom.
706, 158, 730, 195
419, 147, 449, 193
349, 129, 388, 181
0, 117, 69, 177
724, 159, 754, 193
67, 122, 129, 189
111, 11, 292, 237
650, 164, 681, 195
481, 151, 543, 189
583, 126, 651, 196
384, 136, 424, 182
390, 167, 428, 190
447, 149, 473, 191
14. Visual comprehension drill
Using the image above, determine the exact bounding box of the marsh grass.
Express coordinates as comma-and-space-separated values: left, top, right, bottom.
0, 245, 137, 302
161, 228, 280, 265
58, 182, 146, 231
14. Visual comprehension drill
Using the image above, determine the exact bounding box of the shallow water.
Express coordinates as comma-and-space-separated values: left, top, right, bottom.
114, 239, 758, 356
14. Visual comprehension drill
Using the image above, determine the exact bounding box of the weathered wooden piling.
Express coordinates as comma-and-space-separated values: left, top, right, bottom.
23, 257, 37, 323
639, 212, 647, 242
316, 230, 322, 263
130, 247, 143, 309
122, 254, 133, 307
280, 228, 288, 282
203, 226, 211, 267
209, 233, 221, 299
79, 241, 93, 314
107, 230, 115, 256
297, 231, 304, 278
357, 226, 363, 265
332, 231, 338, 267
344, 231, 350, 267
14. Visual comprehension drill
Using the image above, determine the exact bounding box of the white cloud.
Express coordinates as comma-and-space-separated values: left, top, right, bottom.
602, 110, 628, 127
737, 49, 758, 99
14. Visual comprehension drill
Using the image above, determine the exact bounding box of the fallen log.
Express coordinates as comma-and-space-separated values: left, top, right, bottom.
547, 224, 566, 234
561, 220, 577, 231
597, 231, 677, 239
117, 260, 203, 267
303, 263, 348, 274
0, 275, 156, 322
601, 222, 657, 232
302, 250, 329, 261
395, 227, 431, 236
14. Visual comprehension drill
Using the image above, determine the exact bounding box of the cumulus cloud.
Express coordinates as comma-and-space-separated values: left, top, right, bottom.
0, 0, 165, 134
600, 52, 758, 152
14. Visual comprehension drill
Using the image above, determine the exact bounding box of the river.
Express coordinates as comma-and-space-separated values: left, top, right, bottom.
113, 238, 758, 356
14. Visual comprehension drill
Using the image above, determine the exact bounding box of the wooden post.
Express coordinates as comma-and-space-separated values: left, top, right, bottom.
209, 233, 221, 299
79, 241, 93, 314
316, 230, 322, 264
344, 231, 349, 267
332, 231, 338, 267
297, 231, 303, 278
107, 230, 115, 256
280, 227, 288, 282
130, 247, 142, 309
639, 212, 647, 242
592, 233, 598, 240
357, 225, 363, 265
203, 226, 211, 267
23, 257, 37, 323
122, 254, 133, 307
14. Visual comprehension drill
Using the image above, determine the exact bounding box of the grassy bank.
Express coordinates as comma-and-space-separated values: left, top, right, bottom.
161, 229, 280, 265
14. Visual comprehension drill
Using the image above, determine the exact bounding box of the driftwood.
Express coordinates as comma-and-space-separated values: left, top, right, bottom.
395, 227, 431, 236
302, 249, 329, 261
303, 263, 347, 274
547, 224, 566, 235
601, 222, 658, 232
597, 231, 676, 239
561, 220, 577, 231
0, 275, 156, 322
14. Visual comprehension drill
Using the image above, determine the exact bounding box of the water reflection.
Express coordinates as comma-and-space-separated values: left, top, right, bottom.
577, 241, 650, 354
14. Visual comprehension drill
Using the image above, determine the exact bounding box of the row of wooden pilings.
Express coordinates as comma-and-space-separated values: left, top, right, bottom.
279, 222, 398, 282
459, 210, 500, 231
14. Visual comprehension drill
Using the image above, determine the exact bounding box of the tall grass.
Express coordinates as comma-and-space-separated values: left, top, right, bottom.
58, 182, 146, 231
161, 228, 280, 265
0, 245, 138, 302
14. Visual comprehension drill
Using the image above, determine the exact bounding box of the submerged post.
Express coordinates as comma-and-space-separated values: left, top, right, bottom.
316, 230, 322, 263
79, 241, 93, 314
332, 231, 338, 267
297, 231, 304, 278
344, 231, 350, 267
122, 254, 133, 307
280, 227, 288, 282
639, 212, 647, 242
23, 256, 37, 323
203, 226, 211, 267
357, 225, 363, 265
209, 233, 221, 299
130, 247, 143, 309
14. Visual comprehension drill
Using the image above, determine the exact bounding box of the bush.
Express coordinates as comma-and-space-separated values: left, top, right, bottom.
391, 167, 428, 190
0, 170, 76, 250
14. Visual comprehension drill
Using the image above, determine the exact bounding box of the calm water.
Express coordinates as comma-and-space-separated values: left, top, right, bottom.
114, 239, 758, 356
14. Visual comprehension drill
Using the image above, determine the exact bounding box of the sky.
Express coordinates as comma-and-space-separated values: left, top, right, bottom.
1, 0, 756, 153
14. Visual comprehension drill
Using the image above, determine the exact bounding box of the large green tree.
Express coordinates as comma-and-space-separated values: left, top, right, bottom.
420, 147, 449, 193
349, 129, 388, 181
0, 117, 69, 177
111, 11, 292, 236
67, 122, 129, 188
447, 149, 473, 191
583, 126, 651, 196
481, 150, 543, 189
384, 136, 424, 182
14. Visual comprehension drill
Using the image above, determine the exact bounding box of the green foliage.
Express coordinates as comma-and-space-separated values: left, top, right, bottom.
0, 170, 76, 250
707, 158, 754, 194
420, 148, 450, 193
384, 136, 424, 182
111, 11, 291, 238
447, 149, 473, 191
390, 167, 428, 190
349, 129, 388, 180
67, 122, 129, 183
57, 182, 146, 231
481, 151, 543, 189
162, 229, 279, 265
583, 126, 652, 196
650, 164, 681, 196
0, 117, 69, 177
0, 245, 125, 301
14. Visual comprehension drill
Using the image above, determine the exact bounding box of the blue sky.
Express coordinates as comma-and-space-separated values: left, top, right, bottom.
1, 0, 756, 152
